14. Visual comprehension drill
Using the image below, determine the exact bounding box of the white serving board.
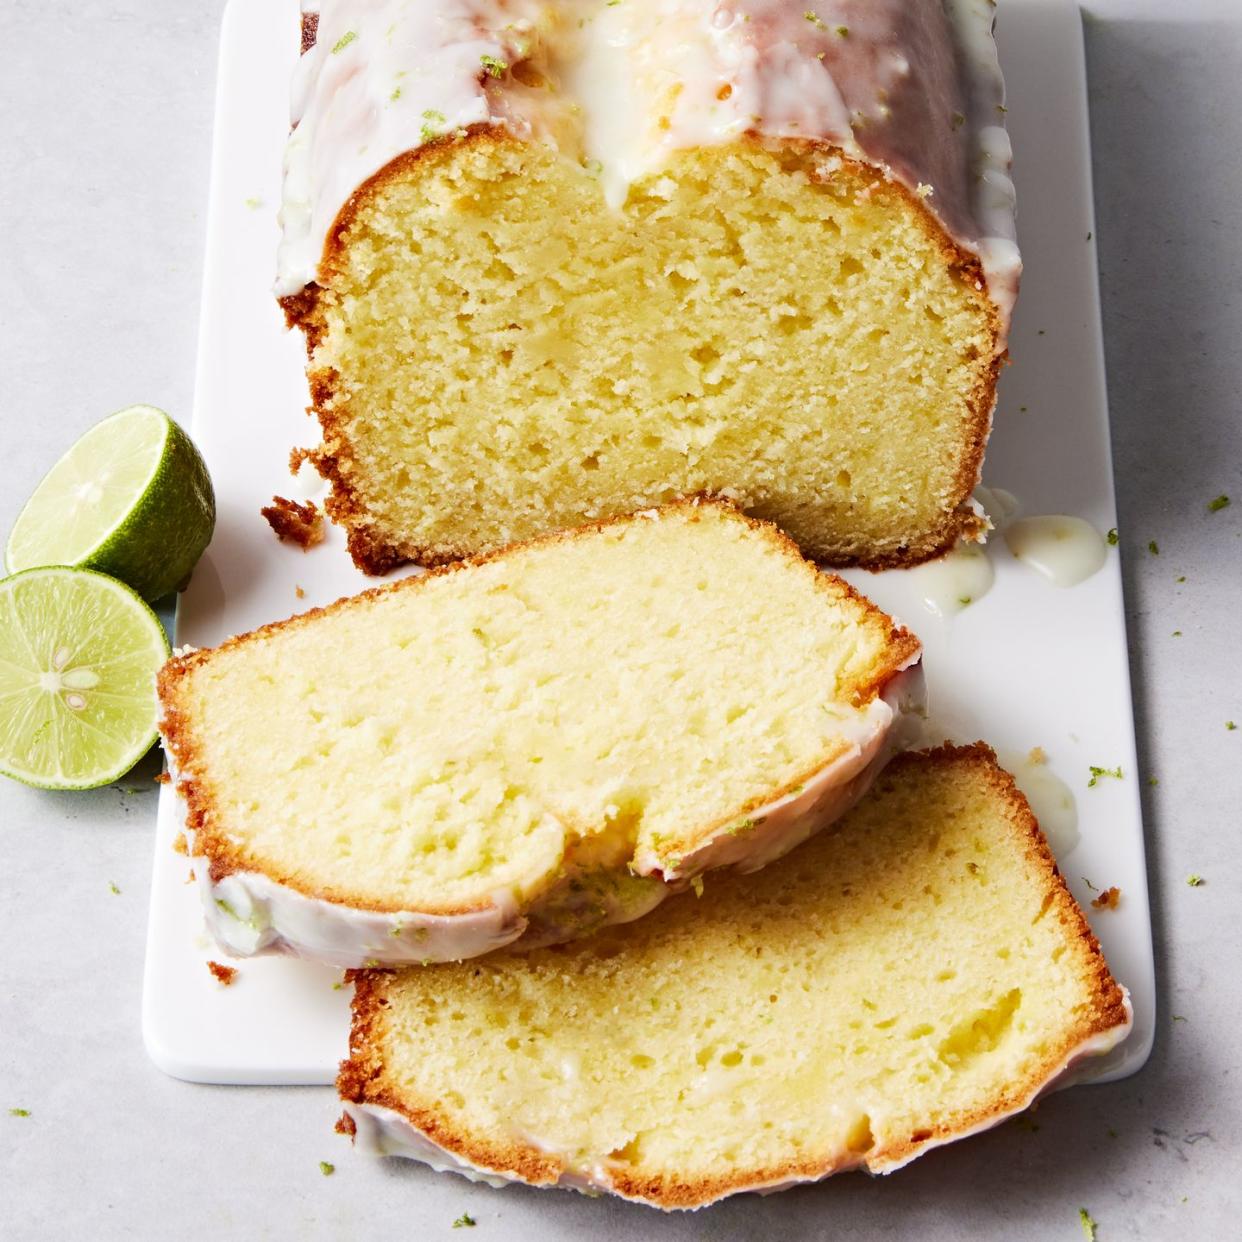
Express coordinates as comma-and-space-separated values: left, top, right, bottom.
143, 0, 1155, 1086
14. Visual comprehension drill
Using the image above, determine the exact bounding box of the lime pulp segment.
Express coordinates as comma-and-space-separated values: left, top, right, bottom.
4, 404, 215, 602
0, 567, 170, 789
6, 405, 169, 569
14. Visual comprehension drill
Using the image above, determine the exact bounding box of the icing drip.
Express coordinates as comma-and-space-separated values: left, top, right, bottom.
1004, 515, 1109, 588
278, 0, 1019, 335
903, 542, 995, 617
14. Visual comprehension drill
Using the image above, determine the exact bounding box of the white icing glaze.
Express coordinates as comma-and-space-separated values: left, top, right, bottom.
902, 543, 994, 617
196, 863, 527, 967
278, 0, 1020, 338
999, 748, 1080, 860
181, 657, 923, 968
1004, 515, 1108, 588
340, 989, 1132, 1206
973, 484, 1020, 532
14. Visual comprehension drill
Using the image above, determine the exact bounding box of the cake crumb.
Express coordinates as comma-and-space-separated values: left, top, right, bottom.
172, 831, 188, 856
296, 585, 306, 599
207, 961, 238, 986
186, 869, 197, 885
1091, 886, 1121, 910
155, 771, 172, 785
1027, 746, 1047, 765
262, 496, 325, 549
335, 1111, 357, 1138
289, 446, 316, 475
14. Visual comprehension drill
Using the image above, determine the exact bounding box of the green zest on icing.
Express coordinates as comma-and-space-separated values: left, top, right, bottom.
453, 1214, 477, 1229
331, 31, 357, 54
804, 11, 826, 28
480, 54, 509, 78
420, 108, 447, 143
319, 1160, 335, 1175
1087, 765, 1123, 788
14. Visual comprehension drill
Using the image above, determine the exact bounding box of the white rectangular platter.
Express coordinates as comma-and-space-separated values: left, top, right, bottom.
143, 0, 1155, 1086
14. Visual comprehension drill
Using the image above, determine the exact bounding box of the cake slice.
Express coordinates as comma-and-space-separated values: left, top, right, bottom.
157, 500, 921, 966
279, 1, 1019, 574
337, 745, 1131, 1209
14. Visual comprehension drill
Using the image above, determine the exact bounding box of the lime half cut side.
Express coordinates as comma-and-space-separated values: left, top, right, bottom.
5, 405, 215, 601
0, 567, 170, 789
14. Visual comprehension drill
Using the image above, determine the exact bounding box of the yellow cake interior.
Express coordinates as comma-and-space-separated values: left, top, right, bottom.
162, 503, 911, 913
305, 138, 996, 571
342, 748, 1127, 1206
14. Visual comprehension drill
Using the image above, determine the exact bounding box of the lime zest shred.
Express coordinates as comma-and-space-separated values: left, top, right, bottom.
1087, 765, 1123, 788
1079, 1207, 1097, 1241
332, 31, 357, 54
319, 1160, 335, 1176
1208, 494, 1230, 512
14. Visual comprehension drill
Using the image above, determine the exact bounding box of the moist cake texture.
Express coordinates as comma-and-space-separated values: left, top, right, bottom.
157, 500, 920, 965
337, 746, 1131, 1209
279, 1, 1020, 574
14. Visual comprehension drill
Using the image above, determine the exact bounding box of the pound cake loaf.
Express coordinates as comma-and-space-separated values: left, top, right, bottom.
279, 0, 1021, 574
337, 746, 1130, 1209
157, 500, 921, 966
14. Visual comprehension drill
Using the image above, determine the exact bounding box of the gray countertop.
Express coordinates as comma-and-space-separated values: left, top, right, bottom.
1, 2, 1238, 1238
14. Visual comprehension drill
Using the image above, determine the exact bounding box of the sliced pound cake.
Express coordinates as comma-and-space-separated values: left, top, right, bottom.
157, 500, 921, 966
337, 746, 1130, 1209
279, 1, 1019, 574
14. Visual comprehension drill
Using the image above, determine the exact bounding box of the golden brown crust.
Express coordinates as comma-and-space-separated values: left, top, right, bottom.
260, 495, 325, 550
279, 127, 1003, 577
337, 745, 1129, 1209
157, 497, 918, 915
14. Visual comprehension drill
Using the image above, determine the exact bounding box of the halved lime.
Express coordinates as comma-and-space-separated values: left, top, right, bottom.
5, 405, 215, 601
0, 567, 170, 789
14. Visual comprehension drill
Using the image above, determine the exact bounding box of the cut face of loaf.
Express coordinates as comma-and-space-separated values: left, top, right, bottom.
157, 501, 921, 967
281, 2, 1018, 574
337, 746, 1131, 1209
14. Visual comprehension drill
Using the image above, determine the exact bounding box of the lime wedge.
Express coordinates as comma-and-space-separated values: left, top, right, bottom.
0, 567, 170, 789
5, 405, 215, 601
